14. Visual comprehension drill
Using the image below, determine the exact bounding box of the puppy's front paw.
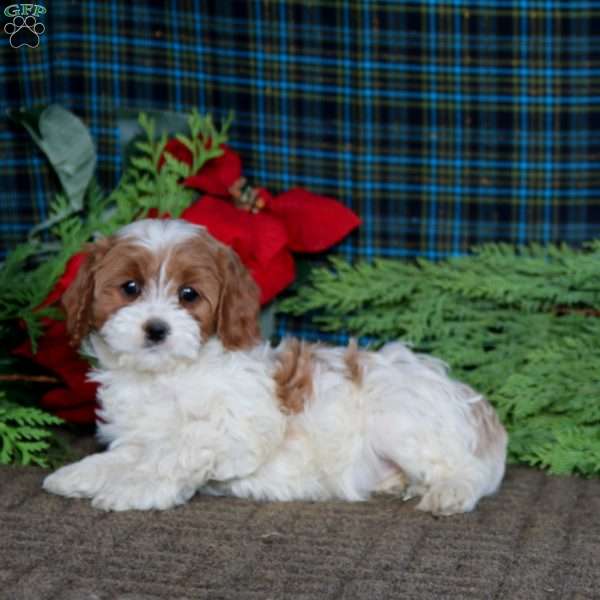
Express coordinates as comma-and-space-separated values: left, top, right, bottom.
91, 476, 195, 512
416, 479, 477, 516
43, 460, 107, 499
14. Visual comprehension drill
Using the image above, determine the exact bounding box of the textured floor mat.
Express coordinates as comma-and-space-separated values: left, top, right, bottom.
1, 455, 599, 599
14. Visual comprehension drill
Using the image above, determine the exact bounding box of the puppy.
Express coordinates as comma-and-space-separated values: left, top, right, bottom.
43, 218, 507, 514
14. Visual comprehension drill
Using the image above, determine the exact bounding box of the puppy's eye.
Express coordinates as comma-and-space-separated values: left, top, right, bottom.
121, 280, 141, 298
179, 286, 199, 303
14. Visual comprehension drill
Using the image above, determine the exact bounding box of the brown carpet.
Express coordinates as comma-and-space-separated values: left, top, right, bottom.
1, 440, 599, 600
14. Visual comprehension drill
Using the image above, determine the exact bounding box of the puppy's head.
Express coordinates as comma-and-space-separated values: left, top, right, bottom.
62, 219, 260, 371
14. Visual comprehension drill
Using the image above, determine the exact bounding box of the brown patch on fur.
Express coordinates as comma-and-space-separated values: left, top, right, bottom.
214, 244, 261, 350
470, 399, 507, 458
61, 237, 113, 347
165, 234, 225, 341
274, 339, 315, 414
62, 237, 164, 347
92, 243, 159, 328
165, 229, 260, 350
344, 338, 364, 385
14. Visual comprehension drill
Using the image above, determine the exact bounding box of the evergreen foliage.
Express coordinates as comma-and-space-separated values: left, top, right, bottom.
0, 392, 63, 467
278, 243, 600, 477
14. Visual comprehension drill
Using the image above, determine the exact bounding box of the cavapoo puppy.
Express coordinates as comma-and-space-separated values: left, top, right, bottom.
43, 218, 507, 515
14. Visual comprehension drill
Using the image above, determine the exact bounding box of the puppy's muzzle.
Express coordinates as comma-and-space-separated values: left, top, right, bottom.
144, 318, 170, 344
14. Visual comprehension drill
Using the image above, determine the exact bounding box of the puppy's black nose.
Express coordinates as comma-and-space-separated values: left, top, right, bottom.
144, 319, 170, 343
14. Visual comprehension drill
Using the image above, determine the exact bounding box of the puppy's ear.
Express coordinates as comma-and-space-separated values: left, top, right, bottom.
216, 247, 261, 350
61, 239, 111, 348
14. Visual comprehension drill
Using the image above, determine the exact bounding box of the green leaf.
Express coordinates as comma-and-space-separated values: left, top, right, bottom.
130, 156, 156, 173
12, 105, 97, 235
117, 109, 189, 168
0, 392, 63, 467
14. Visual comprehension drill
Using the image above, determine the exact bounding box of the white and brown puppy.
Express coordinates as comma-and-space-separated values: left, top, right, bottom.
43, 218, 507, 514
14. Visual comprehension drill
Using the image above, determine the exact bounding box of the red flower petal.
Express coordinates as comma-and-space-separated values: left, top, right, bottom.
245, 211, 291, 267
182, 195, 253, 257
40, 385, 97, 411
268, 189, 361, 253
44, 392, 98, 424
183, 146, 242, 196
251, 248, 296, 305
182, 196, 291, 305
43, 252, 87, 307
14, 320, 97, 404
53, 405, 98, 425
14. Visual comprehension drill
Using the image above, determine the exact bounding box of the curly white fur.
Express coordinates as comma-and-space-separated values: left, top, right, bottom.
44, 219, 507, 515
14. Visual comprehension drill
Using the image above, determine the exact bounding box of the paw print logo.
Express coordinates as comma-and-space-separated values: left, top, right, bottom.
4, 15, 45, 48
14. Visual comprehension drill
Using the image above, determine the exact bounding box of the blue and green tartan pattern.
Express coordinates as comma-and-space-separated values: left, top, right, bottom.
1, 1, 600, 339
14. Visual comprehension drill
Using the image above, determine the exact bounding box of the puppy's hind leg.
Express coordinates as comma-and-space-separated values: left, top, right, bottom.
370, 419, 500, 515
415, 471, 485, 515
416, 397, 508, 515
383, 454, 493, 515
374, 468, 409, 497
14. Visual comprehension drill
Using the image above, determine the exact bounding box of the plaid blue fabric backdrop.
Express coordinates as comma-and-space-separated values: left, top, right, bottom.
1, 1, 600, 337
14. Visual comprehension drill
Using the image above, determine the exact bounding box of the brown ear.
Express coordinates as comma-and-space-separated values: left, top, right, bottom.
216, 247, 261, 350
61, 239, 111, 348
